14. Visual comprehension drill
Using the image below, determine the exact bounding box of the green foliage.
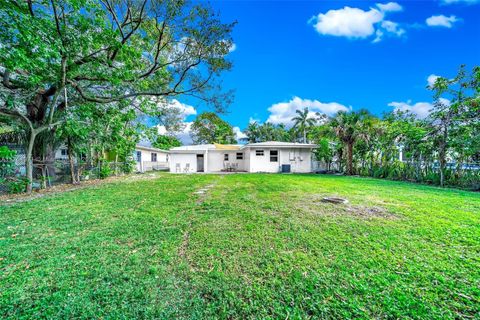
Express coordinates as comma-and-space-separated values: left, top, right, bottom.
0, 0, 235, 191
243, 121, 292, 143
0, 146, 16, 178
6, 177, 29, 194
314, 137, 334, 164
292, 107, 318, 143
1, 174, 479, 318
120, 160, 136, 174
152, 135, 182, 150
98, 164, 112, 179
191, 112, 237, 144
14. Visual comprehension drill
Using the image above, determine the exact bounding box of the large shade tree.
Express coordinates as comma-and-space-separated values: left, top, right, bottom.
0, 0, 235, 192
190, 112, 236, 144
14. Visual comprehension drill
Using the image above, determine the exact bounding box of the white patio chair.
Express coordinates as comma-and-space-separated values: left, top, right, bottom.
175, 163, 181, 173
184, 163, 190, 173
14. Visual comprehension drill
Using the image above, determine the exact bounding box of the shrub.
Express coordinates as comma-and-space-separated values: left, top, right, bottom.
0, 146, 16, 178
99, 165, 112, 179
7, 177, 29, 194
121, 160, 136, 174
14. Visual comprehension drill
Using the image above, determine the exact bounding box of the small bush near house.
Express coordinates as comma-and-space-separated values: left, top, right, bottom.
120, 160, 136, 174
98, 165, 112, 179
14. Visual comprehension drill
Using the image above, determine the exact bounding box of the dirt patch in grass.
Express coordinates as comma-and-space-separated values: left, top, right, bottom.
296, 194, 400, 220
0, 173, 161, 205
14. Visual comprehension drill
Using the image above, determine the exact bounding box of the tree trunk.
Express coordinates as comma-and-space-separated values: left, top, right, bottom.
67, 137, 77, 184
115, 154, 119, 176
303, 129, 307, 143
25, 129, 37, 193
438, 126, 448, 187
347, 143, 354, 175
337, 148, 344, 172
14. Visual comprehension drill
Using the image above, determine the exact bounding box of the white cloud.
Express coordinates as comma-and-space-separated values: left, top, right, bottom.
427, 74, 440, 87
440, 0, 479, 4
309, 2, 405, 42
389, 101, 433, 119
426, 15, 458, 28
389, 98, 451, 118
267, 96, 350, 126
167, 99, 197, 118
233, 126, 247, 142
229, 43, 237, 53
376, 2, 403, 12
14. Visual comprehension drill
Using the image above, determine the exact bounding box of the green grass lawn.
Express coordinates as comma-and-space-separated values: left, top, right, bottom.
1, 173, 479, 319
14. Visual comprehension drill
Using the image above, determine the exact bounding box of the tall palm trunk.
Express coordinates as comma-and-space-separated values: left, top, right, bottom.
347, 142, 354, 175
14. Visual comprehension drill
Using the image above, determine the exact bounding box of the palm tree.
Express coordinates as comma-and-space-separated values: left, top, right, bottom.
244, 121, 260, 143
292, 108, 317, 143
330, 110, 370, 175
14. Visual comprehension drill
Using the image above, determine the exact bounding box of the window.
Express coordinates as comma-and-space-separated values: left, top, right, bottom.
61, 149, 68, 156
224, 154, 229, 161
151, 153, 157, 162
236, 152, 243, 160
136, 151, 142, 162
270, 150, 278, 162
256, 150, 264, 156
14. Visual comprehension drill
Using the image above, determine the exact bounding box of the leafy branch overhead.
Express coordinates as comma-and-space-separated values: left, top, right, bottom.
0, 0, 235, 112
0, 0, 235, 192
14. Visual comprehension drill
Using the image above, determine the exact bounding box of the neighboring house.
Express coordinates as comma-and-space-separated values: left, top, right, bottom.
55, 146, 70, 161
169, 141, 316, 173
134, 145, 169, 172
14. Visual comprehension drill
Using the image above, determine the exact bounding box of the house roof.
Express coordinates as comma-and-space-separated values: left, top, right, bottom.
170, 144, 243, 152
135, 145, 169, 153
169, 141, 316, 153
243, 141, 316, 148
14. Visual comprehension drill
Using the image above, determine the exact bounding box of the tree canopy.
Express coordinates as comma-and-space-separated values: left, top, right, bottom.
190, 112, 236, 144
0, 0, 235, 191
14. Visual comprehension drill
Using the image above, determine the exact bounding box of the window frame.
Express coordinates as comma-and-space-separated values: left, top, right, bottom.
151, 153, 157, 162
255, 150, 264, 156
224, 153, 229, 161
236, 152, 243, 160
136, 151, 142, 162
270, 150, 279, 162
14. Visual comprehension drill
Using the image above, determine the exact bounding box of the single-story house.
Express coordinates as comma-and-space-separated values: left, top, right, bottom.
134, 145, 169, 172
169, 141, 316, 173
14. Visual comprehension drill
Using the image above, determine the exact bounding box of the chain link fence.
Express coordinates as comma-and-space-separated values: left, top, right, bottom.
0, 160, 136, 194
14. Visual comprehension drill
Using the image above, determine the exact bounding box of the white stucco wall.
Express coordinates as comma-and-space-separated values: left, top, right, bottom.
247, 148, 312, 173
206, 151, 247, 172
169, 153, 198, 173
168, 147, 313, 174
136, 149, 168, 163
135, 149, 169, 172
281, 149, 312, 173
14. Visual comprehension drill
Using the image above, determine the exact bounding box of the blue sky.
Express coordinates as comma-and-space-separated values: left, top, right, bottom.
171, 0, 480, 142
